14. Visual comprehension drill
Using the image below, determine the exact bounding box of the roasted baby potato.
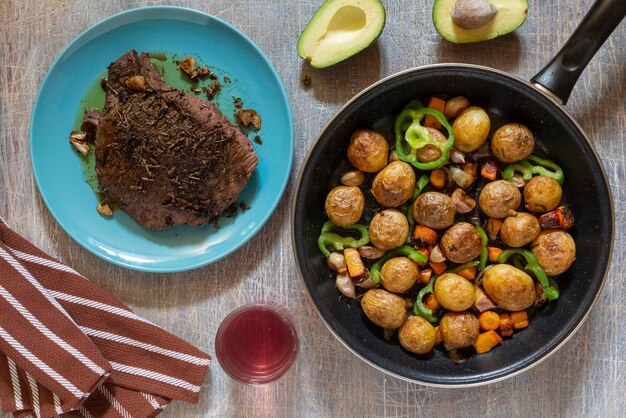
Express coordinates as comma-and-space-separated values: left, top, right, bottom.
371, 161, 416, 207
412, 192, 456, 229
482, 264, 536, 311
440, 222, 483, 263
347, 129, 389, 173
399, 316, 437, 354
479, 180, 521, 218
380, 257, 419, 293
524, 175, 563, 213
500, 212, 541, 248
452, 106, 491, 152
531, 230, 576, 276
439, 311, 480, 350
369, 209, 410, 250
434, 273, 475, 311
361, 289, 407, 329
324, 186, 365, 227
491, 123, 535, 163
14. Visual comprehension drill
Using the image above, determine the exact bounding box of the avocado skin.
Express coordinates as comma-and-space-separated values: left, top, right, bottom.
297, 0, 386, 68
433, 0, 528, 44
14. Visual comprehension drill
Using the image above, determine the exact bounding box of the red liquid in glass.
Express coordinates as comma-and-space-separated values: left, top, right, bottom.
215, 304, 298, 384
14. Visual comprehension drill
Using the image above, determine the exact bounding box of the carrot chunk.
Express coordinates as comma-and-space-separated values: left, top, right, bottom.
430, 168, 447, 189
424, 293, 440, 311
413, 225, 439, 246
343, 248, 366, 279
499, 313, 513, 337
510, 311, 529, 329
424, 97, 446, 129
456, 266, 477, 281
429, 261, 448, 275
473, 330, 503, 354
481, 160, 499, 181
538, 206, 575, 230
417, 268, 432, 285
486, 217, 503, 241
478, 311, 501, 331
488, 247, 503, 263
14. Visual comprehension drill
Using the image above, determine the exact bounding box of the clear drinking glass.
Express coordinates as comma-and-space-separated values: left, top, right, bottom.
215, 302, 298, 385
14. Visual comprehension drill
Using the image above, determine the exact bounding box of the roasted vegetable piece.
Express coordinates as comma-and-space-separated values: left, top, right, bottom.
369, 209, 410, 250
413, 225, 439, 246
531, 230, 576, 276
491, 123, 535, 163
502, 154, 564, 185
474, 286, 497, 312
370, 246, 428, 284
399, 316, 437, 354
452, 106, 491, 152
510, 310, 529, 329
488, 247, 503, 263
478, 180, 521, 218
440, 222, 483, 264
455, 265, 477, 281
429, 168, 448, 189
394, 107, 455, 170
361, 289, 407, 329
486, 217, 503, 241
317, 221, 370, 257
500, 212, 541, 247
439, 311, 480, 350
434, 273, 475, 311
414, 275, 439, 323
325, 186, 365, 227
499, 313, 514, 337
424, 97, 447, 129
347, 129, 389, 173
481, 159, 499, 181
344, 248, 366, 279
499, 248, 559, 301
473, 330, 502, 354
482, 264, 536, 311
371, 161, 416, 207
380, 257, 419, 293
429, 261, 448, 275
412, 192, 456, 229
477, 311, 500, 331
524, 175, 563, 213
538, 206, 575, 230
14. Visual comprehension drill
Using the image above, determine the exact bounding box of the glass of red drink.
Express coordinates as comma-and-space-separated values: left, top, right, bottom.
215, 302, 298, 384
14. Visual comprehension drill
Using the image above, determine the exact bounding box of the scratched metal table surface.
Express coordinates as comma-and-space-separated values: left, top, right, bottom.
0, 1, 624, 417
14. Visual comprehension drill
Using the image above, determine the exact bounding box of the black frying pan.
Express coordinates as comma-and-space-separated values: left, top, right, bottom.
292, 0, 624, 385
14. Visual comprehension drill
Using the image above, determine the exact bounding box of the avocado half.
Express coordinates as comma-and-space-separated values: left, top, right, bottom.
433, 0, 528, 43
297, 0, 386, 68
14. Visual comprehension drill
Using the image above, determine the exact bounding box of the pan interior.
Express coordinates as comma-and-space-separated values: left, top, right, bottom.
293, 65, 613, 385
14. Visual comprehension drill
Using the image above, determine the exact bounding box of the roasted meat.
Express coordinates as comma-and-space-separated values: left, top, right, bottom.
83, 50, 258, 230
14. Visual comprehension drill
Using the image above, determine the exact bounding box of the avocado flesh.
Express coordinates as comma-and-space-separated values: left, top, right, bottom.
433, 0, 528, 43
298, 0, 385, 68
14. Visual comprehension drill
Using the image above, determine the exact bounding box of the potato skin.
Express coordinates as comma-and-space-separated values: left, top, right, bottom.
501, 212, 541, 247
440, 222, 483, 263
524, 175, 563, 213
452, 106, 491, 152
361, 289, 407, 329
371, 161, 416, 208
324, 186, 365, 227
434, 273, 475, 311
479, 180, 522, 218
416, 128, 446, 163
439, 311, 479, 350
370, 209, 410, 251
531, 230, 576, 276
412, 192, 456, 229
347, 129, 389, 173
399, 316, 436, 355
482, 264, 536, 311
380, 257, 419, 293
491, 123, 535, 163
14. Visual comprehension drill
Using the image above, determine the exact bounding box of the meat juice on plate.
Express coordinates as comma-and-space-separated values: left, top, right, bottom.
215, 304, 298, 384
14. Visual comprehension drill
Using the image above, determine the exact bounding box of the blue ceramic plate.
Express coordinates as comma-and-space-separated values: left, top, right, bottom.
30, 7, 293, 272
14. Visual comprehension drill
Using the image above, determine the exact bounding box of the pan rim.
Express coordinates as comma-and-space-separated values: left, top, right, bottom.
291, 63, 615, 387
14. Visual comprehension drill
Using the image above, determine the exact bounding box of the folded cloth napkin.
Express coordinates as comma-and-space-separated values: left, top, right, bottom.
0, 218, 210, 418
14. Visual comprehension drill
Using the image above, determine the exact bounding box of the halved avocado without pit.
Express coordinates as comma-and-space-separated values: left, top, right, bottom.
297, 0, 386, 68
433, 0, 528, 43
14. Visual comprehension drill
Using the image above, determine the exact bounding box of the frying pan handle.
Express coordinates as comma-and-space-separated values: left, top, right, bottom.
531, 0, 626, 105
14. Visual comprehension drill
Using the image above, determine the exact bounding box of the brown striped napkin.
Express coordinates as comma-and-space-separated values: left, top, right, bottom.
0, 218, 210, 418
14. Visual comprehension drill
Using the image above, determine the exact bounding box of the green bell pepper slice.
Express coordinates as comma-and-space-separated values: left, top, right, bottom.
317, 221, 369, 257
414, 275, 439, 323
394, 108, 455, 171
502, 155, 564, 185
